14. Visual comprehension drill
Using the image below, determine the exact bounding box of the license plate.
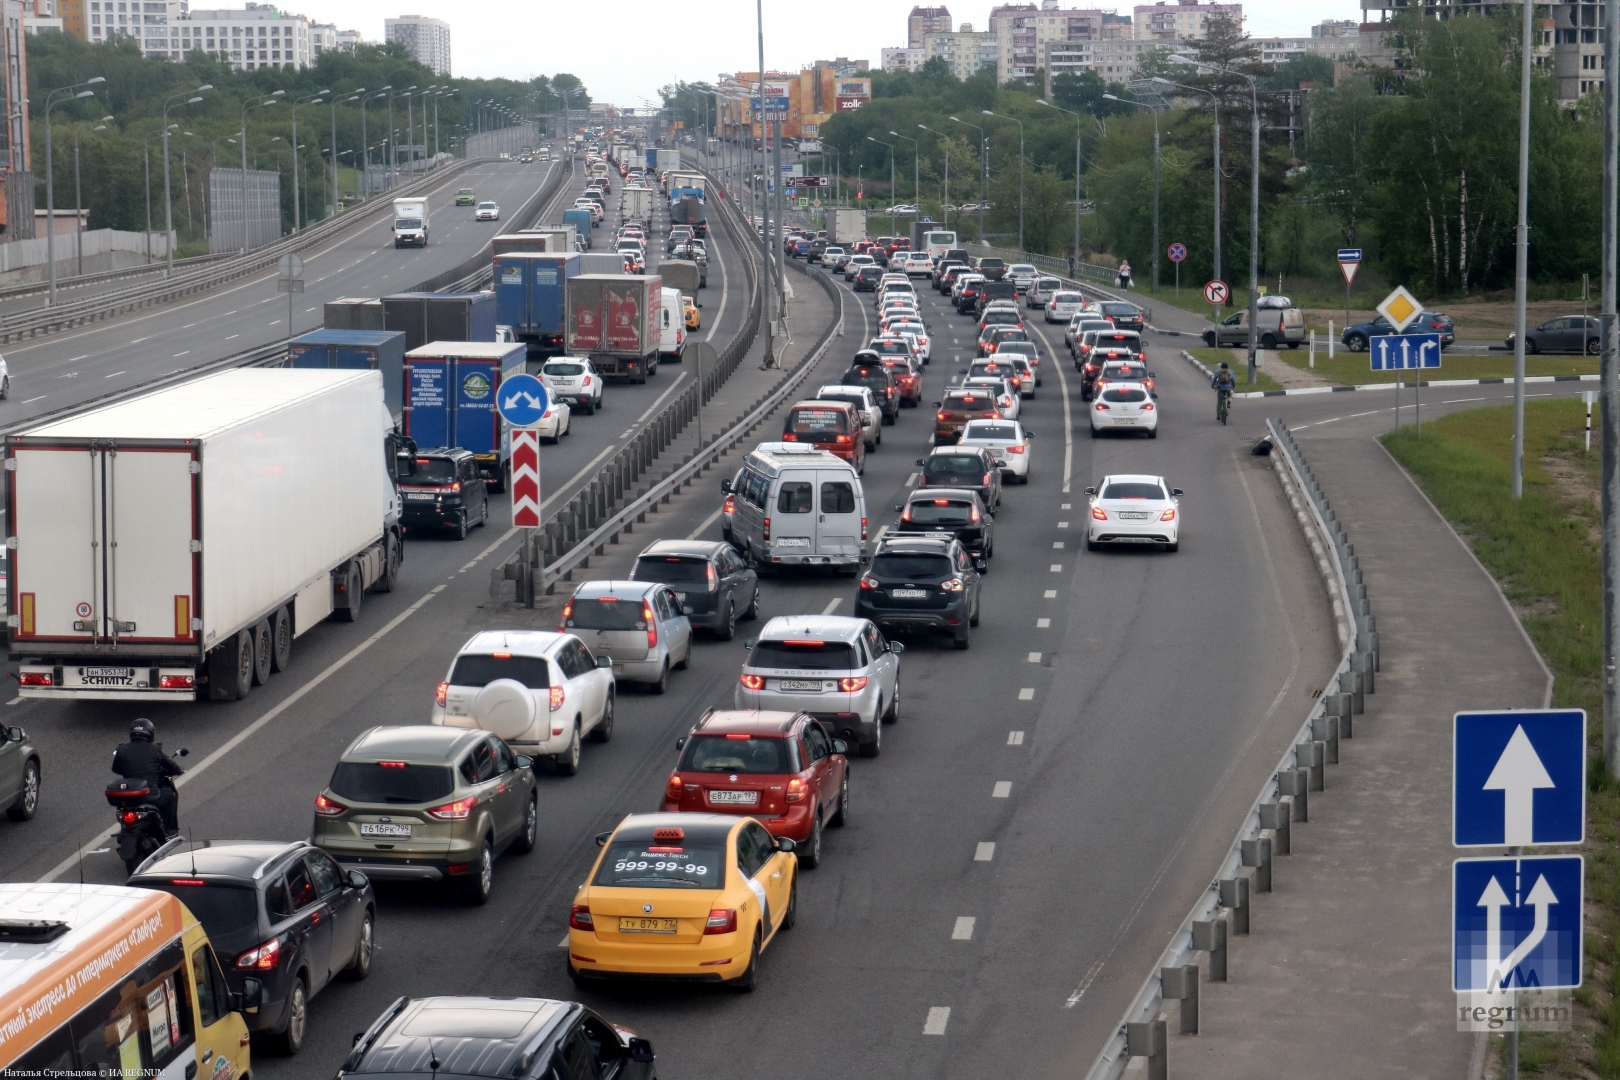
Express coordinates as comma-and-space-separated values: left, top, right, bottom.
406, 492, 435, 501
779, 679, 825, 692
1114, 418, 1136, 425
776, 537, 811, 548
1118, 511, 1151, 520
619, 917, 678, 934
891, 588, 928, 599
708, 789, 759, 805
84, 667, 134, 679
359, 823, 413, 838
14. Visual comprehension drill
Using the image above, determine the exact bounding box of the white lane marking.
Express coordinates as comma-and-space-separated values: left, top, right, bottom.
1028, 652, 1041, 663
1018, 688, 1034, 700
5, 696, 19, 706
1061, 503, 1071, 510
225, 334, 239, 340
906, 471, 919, 486
173, 351, 190, 358
1350, 410, 1379, 418
952, 917, 976, 941
1043, 590, 1057, 598
41, 584, 449, 883
992, 781, 1012, 798
1049, 564, 1062, 572
129, 337, 148, 344
1442, 397, 1487, 404
618, 429, 635, 439
1052, 541, 1064, 549
1314, 417, 1344, 426
687, 505, 725, 539
1036, 618, 1050, 628
103, 370, 125, 378
1056, 521, 1069, 529
634, 372, 691, 421
923, 1007, 951, 1036
66, 354, 89, 362
557, 935, 570, 948
822, 597, 841, 615
974, 842, 996, 861
460, 525, 520, 572
1008, 731, 1025, 746
19, 395, 44, 404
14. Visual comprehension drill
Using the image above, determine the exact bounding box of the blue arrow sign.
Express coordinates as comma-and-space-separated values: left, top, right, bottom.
1338, 248, 1363, 263
1369, 332, 1443, 371
1455, 710, 1585, 847
1454, 855, 1583, 991
496, 373, 549, 428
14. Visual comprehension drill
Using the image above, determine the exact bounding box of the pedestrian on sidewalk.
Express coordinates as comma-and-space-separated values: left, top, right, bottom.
1067, 254, 1076, 278
1117, 261, 1132, 290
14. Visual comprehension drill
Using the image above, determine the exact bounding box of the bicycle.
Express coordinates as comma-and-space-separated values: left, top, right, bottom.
1216, 388, 1232, 425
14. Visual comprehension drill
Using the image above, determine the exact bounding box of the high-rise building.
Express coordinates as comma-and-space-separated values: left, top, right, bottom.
182, 4, 312, 69
923, 22, 997, 80
385, 14, 450, 76
881, 46, 926, 72
1131, 0, 1242, 42
907, 4, 952, 47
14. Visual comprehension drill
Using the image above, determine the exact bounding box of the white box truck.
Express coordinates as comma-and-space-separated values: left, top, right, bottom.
6, 369, 411, 702
829, 207, 867, 245
619, 187, 655, 227
393, 197, 429, 247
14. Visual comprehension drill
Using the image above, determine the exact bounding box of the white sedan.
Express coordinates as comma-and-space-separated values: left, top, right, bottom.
1090, 381, 1157, 438
961, 376, 1020, 421
886, 320, 932, 360
535, 399, 572, 444
1085, 474, 1181, 552
475, 201, 500, 221
958, 419, 1031, 483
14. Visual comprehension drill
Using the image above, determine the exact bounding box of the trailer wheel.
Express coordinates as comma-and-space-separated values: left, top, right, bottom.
208, 630, 253, 701
270, 606, 293, 673
375, 535, 400, 594
251, 618, 272, 686
335, 563, 364, 623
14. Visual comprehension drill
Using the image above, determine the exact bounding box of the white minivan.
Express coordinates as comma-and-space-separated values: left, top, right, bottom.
658, 287, 685, 361
723, 443, 867, 572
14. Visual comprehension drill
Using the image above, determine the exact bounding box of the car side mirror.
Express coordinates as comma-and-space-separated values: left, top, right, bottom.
174, 747, 189, 757
595, 830, 613, 847
1084, 486, 1097, 496
1025, 430, 1034, 438
976, 558, 988, 571
888, 640, 906, 654
514, 756, 533, 771
347, 869, 370, 890
832, 739, 849, 755
628, 1038, 655, 1064
596, 656, 613, 669
5, 726, 21, 742
395, 451, 417, 479
720, 478, 732, 493
744, 637, 759, 649
676, 735, 688, 750
933, 401, 942, 408
1149, 371, 1157, 378
1172, 488, 1184, 497
776, 837, 797, 853
893, 503, 904, 513
915, 458, 926, 467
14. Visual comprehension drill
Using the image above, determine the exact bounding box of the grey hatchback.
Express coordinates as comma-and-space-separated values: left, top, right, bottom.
630, 540, 760, 640
0, 723, 39, 822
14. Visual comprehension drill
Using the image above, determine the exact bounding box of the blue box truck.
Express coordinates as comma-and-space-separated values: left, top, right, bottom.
383, 291, 498, 353
286, 328, 407, 423
494, 252, 580, 358
562, 208, 593, 250
403, 341, 528, 492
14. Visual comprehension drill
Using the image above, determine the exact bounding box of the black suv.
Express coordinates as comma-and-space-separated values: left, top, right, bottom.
917, 446, 1002, 511
630, 539, 760, 640
976, 257, 1007, 281
895, 488, 994, 569
343, 997, 654, 1079
842, 361, 899, 424
853, 265, 883, 291
856, 533, 982, 650
400, 447, 490, 539
130, 839, 376, 1055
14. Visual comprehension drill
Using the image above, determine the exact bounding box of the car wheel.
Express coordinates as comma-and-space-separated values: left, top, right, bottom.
799, 815, 823, 870
463, 838, 494, 905
511, 793, 539, 852
859, 720, 882, 758
742, 584, 761, 621
718, 601, 737, 641
251, 618, 272, 686
953, 627, 970, 650
1148, 427, 1158, 439
1526, 337, 1540, 355
1589, 338, 1602, 356
732, 930, 761, 993
970, 600, 980, 628
829, 772, 849, 827
1260, 333, 1277, 350
1165, 540, 1180, 553
1202, 331, 1216, 347
1090, 425, 1099, 439
555, 724, 582, 776
6, 759, 38, 821
343, 912, 375, 980
782, 876, 799, 929
271, 977, 307, 1055
1347, 333, 1367, 353
882, 682, 900, 725
1087, 538, 1101, 551
454, 511, 469, 541
651, 661, 669, 694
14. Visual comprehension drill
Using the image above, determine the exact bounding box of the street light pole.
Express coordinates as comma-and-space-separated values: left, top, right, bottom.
290, 90, 327, 232
44, 78, 103, 306
1151, 77, 1221, 290
1512, 0, 1533, 498
1036, 98, 1088, 274
983, 110, 1025, 253
890, 130, 919, 215
948, 116, 987, 244
1105, 93, 1161, 292
868, 136, 895, 234
1601, 0, 1620, 779
335, 91, 361, 213
919, 125, 949, 230
161, 86, 211, 276
756, 0, 775, 369
240, 93, 283, 253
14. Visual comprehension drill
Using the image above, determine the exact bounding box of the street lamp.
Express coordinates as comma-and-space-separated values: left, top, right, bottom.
289, 90, 328, 231
44, 77, 103, 306
889, 130, 919, 217
1104, 93, 1161, 294
918, 125, 949, 229
333, 90, 363, 213
982, 110, 1025, 253
1150, 77, 1221, 291
867, 136, 896, 233
363, 89, 389, 196
240, 92, 283, 253
161, 85, 211, 277
948, 116, 988, 243
1035, 97, 1089, 275
1173, 53, 1261, 384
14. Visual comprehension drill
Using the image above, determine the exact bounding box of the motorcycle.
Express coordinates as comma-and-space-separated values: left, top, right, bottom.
106, 748, 188, 875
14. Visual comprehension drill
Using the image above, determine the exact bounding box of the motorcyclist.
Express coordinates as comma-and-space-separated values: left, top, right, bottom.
111, 718, 183, 835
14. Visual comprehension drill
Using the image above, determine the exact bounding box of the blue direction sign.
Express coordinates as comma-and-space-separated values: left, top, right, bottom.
495, 373, 549, 428
1453, 855, 1583, 991
1455, 710, 1585, 848
1338, 248, 1363, 263
1370, 333, 1443, 371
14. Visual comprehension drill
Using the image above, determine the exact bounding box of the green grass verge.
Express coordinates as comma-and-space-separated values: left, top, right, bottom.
1186, 348, 1287, 394
1271, 347, 1596, 387
1383, 401, 1619, 1076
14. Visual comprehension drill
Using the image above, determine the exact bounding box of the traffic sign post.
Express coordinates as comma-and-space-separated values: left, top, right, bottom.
1376, 286, 1428, 433
1453, 710, 1585, 1042
1168, 243, 1186, 299
496, 373, 550, 606
1337, 248, 1361, 326
277, 253, 304, 333
1204, 278, 1229, 325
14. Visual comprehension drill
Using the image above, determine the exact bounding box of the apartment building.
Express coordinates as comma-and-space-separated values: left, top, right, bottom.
385, 14, 451, 77
1132, 0, 1242, 41
908, 4, 952, 46
1043, 33, 1161, 90
882, 46, 925, 72
923, 22, 998, 79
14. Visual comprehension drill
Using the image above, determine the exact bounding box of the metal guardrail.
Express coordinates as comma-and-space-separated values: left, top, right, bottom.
0, 158, 486, 345
964, 241, 1119, 285
1082, 421, 1379, 1080
417, 157, 577, 296
0, 250, 235, 305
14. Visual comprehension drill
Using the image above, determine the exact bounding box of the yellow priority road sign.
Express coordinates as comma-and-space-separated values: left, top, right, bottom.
1376, 285, 1423, 333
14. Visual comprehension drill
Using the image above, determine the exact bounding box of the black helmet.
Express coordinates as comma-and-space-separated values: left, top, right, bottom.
1219, 362, 1230, 370
129, 718, 156, 743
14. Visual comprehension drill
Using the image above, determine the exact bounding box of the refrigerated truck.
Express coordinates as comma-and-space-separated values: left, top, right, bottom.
383, 291, 497, 353
494, 252, 580, 357
286, 329, 407, 423
829, 207, 867, 246
6, 369, 410, 702
566, 274, 662, 383
619, 187, 655, 227
403, 341, 528, 490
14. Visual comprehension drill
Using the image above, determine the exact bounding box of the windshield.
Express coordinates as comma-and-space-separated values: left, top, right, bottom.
595, 841, 724, 889
395, 218, 422, 230
1101, 482, 1166, 500
633, 556, 710, 584
449, 653, 550, 688
412, 459, 458, 484
964, 423, 1018, 441
872, 553, 953, 578
907, 500, 974, 524
678, 735, 795, 774
1054, 292, 1083, 304
943, 394, 995, 412
748, 639, 858, 670
1102, 303, 1139, 317
544, 363, 585, 377
1103, 365, 1149, 380
329, 762, 457, 805
566, 597, 649, 631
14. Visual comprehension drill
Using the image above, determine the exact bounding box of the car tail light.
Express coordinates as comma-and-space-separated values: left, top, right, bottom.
427, 794, 478, 821
982, 473, 992, 487
314, 794, 346, 817
1007, 445, 1025, 454
936, 412, 949, 422
158, 674, 194, 690
570, 905, 595, 930
449, 481, 461, 493
786, 778, 806, 803
1096, 402, 1109, 411
782, 432, 798, 442
836, 434, 852, 444
763, 517, 772, 541
1143, 403, 1155, 411
1161, 508, 1178, 521
435, 681, 448, 707
940, 577, 965, 592
550, 686, 566, 711
583, 375, 592, 386
643, 601, 659, 649
559, 600, 574, 630
740, 673, 766, 691
119, 810, 139, 825
704, 909, 738, 935
665, 775, 685, 802
900, 505, 913, 523
1092, 506, 1109, 520
970, 504, 981, 524
723, 495, 736, 515
236, 937, 283, 970
169, 878, 207, 886
859, 575, 879, 590
707, 563, 719, 592
18, 672, 52, 687
838, 676, 869, 692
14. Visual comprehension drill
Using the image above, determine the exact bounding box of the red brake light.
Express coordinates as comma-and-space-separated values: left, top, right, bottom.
707, 562, 719, 592
427, 794, 478, 821
970, 504, 981, 524
1096, 402, 1109, 411
1161, 507, 1178, 521
119, 811, 139, 825
740, 673, 766, 690
723, 495, 736, 513
570, 905, 595, 930
836, 434, 852, 444
861, 516, 868, 541
435, 681, 448, 707
236, 937, 283, 970
860, 575, 879, 590
763, 517, 772, 541
1092, 506, 1109, 520
643, 600, 659, 648
314, 794, 346, 817
704, 909, 739, 934
550, 685, 566, 711
838, 676, 869, 692
665, 775, 685, 802
559, 600, 574, 630
377, 761, 408, 769
159, 674, 193, 689
169, 878, 207, 886
785, 777, 806, 803
1143, 403, 1155, 411
18, 672, 52, 686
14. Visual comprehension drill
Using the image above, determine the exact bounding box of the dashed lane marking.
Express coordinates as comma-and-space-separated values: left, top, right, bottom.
924, 1008, 951, 1036
952, 917, 976, 940
974, 842, 996, 861
992, 781, 1011, 798
1008, 731, 1024, 746
1043, 590, 1057, 598
1050, 564, 1062, 572
1036, 618, 1050, 628
1052, 541, 1064, 549
1057, 521, 1069, 529
822, 597, 841, 615
1018, 688, 1034, 700
1027, 652, 1041, 663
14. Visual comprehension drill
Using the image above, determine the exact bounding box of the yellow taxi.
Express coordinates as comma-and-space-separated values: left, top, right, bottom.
682, 295, 701, 330
567, 813, 797, 991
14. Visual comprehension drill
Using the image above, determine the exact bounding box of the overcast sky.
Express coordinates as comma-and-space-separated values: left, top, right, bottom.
302, 1, 1360, 105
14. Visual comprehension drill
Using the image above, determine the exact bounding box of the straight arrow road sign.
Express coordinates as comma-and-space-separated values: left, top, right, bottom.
1453, 855, 1582, 991
1454, 710, 1585, 847
1369, 333, 1442, 371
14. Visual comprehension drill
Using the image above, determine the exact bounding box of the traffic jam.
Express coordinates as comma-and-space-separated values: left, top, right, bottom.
0, 133, 1180, 1079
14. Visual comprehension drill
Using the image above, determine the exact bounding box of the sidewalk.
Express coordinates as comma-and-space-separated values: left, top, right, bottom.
1188, 424, 1551, 1079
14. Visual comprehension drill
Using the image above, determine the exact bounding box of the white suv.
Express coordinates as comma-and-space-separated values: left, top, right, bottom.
431, 631, 616, 776
735, 616, 904, 758
901, 252, 935, 277
541, 357, 605, 415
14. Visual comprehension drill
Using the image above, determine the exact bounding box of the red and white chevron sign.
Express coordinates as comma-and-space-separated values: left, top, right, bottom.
511, 430, 542, 528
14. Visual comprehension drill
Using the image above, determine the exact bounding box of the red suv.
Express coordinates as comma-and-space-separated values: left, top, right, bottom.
662, 709, 849, 867
782, 399, 866, 472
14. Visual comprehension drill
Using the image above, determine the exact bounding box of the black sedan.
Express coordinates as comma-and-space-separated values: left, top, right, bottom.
1506, 315, 1601, 355
630, 539, 759, 640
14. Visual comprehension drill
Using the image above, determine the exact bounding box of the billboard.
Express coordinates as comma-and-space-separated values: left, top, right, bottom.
836, 79, 872, 99
758, 81, 792, 119
836, 97, 866, 112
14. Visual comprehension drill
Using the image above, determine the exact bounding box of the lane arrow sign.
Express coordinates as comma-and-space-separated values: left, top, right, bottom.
1477, 875, 1510, 992
1483, 725, 1556, 846
1496, 875, 1559, 989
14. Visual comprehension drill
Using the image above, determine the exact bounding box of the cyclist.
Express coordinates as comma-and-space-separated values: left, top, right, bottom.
1211, 362, 1236, 424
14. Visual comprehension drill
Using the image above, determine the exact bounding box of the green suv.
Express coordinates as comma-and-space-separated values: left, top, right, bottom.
311, 726, 536, 904
455, 188, 476, 206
